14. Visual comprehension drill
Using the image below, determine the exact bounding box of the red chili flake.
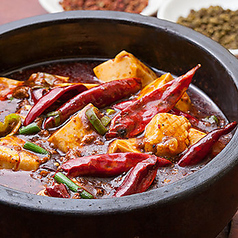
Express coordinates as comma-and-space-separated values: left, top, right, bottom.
60, 0, 149, 14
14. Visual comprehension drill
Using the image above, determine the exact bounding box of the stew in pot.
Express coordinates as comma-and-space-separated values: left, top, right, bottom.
0, 50, 236, 199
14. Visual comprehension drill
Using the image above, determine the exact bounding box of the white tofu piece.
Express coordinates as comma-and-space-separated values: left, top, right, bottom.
93, 50, 157, 87
0, 136, 42, 171
48, 104, 99, 153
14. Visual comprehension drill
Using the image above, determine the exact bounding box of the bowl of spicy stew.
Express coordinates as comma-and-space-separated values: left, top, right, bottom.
0, 11, 237, 238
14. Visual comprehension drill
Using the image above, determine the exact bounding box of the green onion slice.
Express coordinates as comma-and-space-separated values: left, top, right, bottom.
46, 111, 60, 118
106, 109, 116, 115
101, 115, 111, 127
19, 122, 41, 135
210, 115, 219, 124
0, 113, 21, 137
48, 111, 61, 127
23, 141, 48, 154
8, 96, 14, 101
205, 115, 219, 124
46, 111, 61, 127
85, 107, 108, 135
54, 113, 61, 127
54, 172, 94, 199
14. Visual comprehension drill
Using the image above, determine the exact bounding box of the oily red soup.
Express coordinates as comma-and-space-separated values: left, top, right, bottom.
0, 51, 236, 199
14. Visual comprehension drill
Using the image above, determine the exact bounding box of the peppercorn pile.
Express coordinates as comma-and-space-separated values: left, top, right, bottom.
177, 6, 238, 49
60, 0, 148, 14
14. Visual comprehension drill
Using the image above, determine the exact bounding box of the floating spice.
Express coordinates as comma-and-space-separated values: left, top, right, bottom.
177, 6, 238, 49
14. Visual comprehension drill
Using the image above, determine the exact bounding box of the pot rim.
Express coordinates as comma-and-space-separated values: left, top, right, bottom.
0, 10, 238, 215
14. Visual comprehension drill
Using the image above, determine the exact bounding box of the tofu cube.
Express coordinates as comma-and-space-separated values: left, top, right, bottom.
48, 104, 99, 153
93, 50, 157, 87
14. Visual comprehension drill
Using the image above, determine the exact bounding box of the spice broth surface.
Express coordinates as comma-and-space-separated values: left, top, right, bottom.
0, 59, 231, 198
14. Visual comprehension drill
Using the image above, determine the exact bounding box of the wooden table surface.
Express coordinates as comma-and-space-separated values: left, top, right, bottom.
0, 0, 47, 25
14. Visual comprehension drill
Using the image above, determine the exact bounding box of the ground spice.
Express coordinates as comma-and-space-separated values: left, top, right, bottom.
60, 0, 148, 14
177, 6, 238, 49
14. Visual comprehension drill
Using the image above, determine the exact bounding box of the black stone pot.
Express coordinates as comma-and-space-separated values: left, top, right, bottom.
0, 11, 238, 238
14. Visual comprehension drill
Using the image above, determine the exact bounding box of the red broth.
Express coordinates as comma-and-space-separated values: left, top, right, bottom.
0, 60, 233, 199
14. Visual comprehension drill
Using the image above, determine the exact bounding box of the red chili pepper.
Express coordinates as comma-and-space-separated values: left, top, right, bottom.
178, 121, 237, 167
113, 156, 160, 197
24, 84, 88, 126
113, 99, 135, 110
46, 183, 70, 198
61, 152, 172, 177
44, 78, 142, 128
107, 65, 201, 139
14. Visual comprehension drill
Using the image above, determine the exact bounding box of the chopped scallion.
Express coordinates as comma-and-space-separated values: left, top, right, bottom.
54, 172, 94, 199
23, 141, 48, 154
85, 107, 108, 135
0, 113, 21, 136
106, 108, 116, 115
19, 122, 41, 135
8, 96, 14, 101
46, 111, 61, 127
53, 113, 61, 126
101, 115, 111, 127
205, 115, 219, 124
46, 111, 60, 118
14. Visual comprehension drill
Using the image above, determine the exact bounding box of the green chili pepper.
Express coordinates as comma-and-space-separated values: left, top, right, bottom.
85, 107, 108, 135
0, 113, 21, 137
54, 172, 94, 199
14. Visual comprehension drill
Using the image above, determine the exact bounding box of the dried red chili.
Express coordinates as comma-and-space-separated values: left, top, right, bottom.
112, 99, 135, 110
113, 156, 160, 197
61, 152, 172, 177
44, 78, 142, 128
178, 121, 237, 167
107, 65, 201, 139
46, 183, 70, 198
24, 84, 87, 126
31, 88, 48, 103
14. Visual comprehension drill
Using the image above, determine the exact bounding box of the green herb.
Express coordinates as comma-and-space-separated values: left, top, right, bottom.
53, 113, 61, 127
46, 111, 60, 117
177, 6, 238, 49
